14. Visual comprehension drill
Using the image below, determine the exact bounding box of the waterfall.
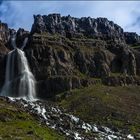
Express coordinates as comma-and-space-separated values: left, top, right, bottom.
0, 37, 36, 100
11, 33, 17, 49
21, 37, 28, 50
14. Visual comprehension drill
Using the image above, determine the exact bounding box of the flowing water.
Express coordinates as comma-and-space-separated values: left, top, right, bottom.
0, 37, 36, 100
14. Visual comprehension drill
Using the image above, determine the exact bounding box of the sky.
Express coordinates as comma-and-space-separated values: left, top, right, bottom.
0, 1, 140, 34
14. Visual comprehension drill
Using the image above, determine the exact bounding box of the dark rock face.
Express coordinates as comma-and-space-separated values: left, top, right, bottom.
121, 47, 136, 75
25, 38, 74, 79
25, 33, 139, 98
31, 14, 124, 42
26, 13, 140, 98
94, 49, 113, 77
124, 32, 140, 45
0, 53, 6, 90
133, 50, 140, 74
1, 14, 140, 98
16, 28, 29, 48
102, 76, 140, 86
31, 15, 46, 34
37, 76, 81, 98
0, 21, 10, 89
0, 21, 9, 44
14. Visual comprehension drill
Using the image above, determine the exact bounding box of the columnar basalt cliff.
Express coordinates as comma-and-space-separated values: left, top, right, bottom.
1, 14, 140, 98
31, 14, 125, 42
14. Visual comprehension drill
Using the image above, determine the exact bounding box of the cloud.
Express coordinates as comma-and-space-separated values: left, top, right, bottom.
0, 1, 140, 34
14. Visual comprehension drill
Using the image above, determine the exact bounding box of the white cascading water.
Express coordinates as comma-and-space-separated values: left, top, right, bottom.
0, 35, 36, 100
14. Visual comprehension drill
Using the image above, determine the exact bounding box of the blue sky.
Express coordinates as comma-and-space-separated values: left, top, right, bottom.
0, 1, 140, 34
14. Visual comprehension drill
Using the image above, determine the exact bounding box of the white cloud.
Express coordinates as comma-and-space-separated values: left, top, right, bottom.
0, 1, 140, 34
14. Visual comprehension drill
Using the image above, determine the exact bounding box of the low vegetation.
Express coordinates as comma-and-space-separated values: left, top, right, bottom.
129, 45, 140, 49
58, 84, 140, 136
0, 98, 65, 140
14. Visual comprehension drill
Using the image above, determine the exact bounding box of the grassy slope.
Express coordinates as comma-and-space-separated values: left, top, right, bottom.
58, 84, 140, 135
0, 98, 65, 140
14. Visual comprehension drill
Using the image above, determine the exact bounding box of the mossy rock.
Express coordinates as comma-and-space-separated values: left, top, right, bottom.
0, 98, 65, 140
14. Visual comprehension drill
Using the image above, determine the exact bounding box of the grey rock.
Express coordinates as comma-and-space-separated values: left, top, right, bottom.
124, 32, 140, 45
31, 14, 125, 42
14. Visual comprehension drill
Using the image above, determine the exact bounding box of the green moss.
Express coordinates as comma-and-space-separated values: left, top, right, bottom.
130, 125, 140, 135
110, 72, 125, 77
0, 121, 64, 140
129, 45, 140, 49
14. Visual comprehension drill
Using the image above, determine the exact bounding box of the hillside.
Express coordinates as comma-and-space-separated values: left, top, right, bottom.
0, 14, 140, 139
0, 97, 65, 140
58, 85, 140, 139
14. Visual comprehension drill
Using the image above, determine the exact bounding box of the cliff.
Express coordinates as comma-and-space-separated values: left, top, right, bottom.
0, 13, 140, 139
31, 14, 124, 42
1, 14, 140, 98
26, 14, 140, 98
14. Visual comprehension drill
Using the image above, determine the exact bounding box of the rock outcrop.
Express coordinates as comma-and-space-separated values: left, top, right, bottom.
124, 32, 140, 45
121, 47, 136, 75
16, 28, 29, 49
31, 14, 124, 42
24, 14, 140, 97
0, 21, 10, 90
102, 75, 140, 86
0, 21, 9, 44
1, 14, 140, 98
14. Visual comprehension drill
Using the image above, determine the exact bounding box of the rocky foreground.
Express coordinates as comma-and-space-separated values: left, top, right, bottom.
0, 97, 65, 140
0, 97, 135, 140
